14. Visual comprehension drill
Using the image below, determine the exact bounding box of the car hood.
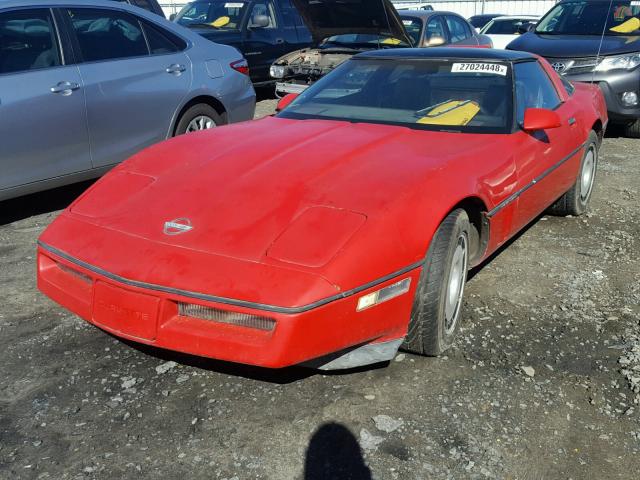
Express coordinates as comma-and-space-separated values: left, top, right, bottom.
291, 0, 412, 45
66, 117, 492, 268
508, 32, 640, 57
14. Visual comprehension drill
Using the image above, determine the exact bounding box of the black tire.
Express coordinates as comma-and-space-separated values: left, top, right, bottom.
403, 209, 471, 356
548, 131, 598, 216
174, 104, 224, 136
624, 120, 640, 139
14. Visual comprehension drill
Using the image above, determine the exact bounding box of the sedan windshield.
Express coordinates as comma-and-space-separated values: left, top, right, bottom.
174, 1, 248, 29
536, 1, 640, 35
278, 58, 513, 133
481, 18, 537, 34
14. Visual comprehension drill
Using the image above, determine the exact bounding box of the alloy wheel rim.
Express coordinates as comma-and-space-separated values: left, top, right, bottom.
580, 147, 596, 202
186, 115, 215, 133
444, 234, 468, 335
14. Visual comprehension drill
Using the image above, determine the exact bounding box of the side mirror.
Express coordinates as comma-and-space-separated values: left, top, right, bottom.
426, 36, 446, 47
250, 14, 270, 28
522, 108, 561, 131
276, 93, 298, 112
169, 13, 177, 21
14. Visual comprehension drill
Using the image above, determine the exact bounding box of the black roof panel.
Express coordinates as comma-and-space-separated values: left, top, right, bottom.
356, 47, 537, 62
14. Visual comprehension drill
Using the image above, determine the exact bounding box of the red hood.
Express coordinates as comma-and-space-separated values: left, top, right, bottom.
67, 117, 499, 266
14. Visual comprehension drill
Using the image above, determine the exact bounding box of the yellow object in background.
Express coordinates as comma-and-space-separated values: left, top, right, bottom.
211, 16, 231, 27
416, 100, 481, 126
610, 17, 640, 33
381, 38, 402, 45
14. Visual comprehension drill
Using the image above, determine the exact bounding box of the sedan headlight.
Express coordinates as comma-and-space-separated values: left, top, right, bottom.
595, 53, 640, 72
270, 65, 286, 78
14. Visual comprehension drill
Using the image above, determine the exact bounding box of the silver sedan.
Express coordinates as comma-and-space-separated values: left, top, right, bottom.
0, 0, 256, 201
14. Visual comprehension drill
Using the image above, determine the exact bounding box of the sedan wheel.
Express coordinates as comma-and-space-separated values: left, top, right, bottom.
403, 209, 472, 356
174, 103, 224, 137
186, 115, 216, 133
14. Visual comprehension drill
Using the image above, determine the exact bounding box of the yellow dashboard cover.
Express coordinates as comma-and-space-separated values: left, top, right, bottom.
381, 37, 402, 45
610, 17, 640, 33
211, 16, 231, 27
416, 100, 481, 126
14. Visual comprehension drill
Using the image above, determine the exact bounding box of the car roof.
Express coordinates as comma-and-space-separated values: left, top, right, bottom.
399, 9, 459, 20
491, 15, 541, 21
1, 0, 139, 8
357, 47, 537, 62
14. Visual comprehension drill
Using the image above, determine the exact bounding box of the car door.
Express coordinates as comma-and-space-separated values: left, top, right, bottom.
62, 6, 192, 168
444, 14, 478, 46
243, 0, 285, 82
511, 60, 583, 231
0, 7, 91, 193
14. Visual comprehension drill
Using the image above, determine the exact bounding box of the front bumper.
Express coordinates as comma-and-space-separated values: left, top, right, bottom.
567, 69, 640, 123
37, 244, 419, 369
275, 82, 311, 95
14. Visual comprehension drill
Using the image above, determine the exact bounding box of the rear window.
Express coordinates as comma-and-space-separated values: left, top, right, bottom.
278, 58, 514, 134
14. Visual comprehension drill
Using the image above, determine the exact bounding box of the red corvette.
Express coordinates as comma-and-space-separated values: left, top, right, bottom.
38, 48, 607, 370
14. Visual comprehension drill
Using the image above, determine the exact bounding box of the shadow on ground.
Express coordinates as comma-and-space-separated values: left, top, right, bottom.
0, 180, 94, 226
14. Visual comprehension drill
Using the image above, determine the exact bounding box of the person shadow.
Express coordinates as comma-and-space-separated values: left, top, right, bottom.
304, 422, 372, 480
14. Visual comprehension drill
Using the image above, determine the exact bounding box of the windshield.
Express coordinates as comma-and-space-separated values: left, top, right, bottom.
481, 18, 537, 34
536, 1, 640, 35
175, 1, 248, 29
322, 33, 411, 49
278, 58, 513, 133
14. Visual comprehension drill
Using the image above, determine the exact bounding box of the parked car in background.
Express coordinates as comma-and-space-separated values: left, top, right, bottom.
507, 0, 640, 137
270, 0, 412, 96
468, 13, 504, 31
479, 15, 540, 49
402, 10, 492, 48
172, 0, 313, 84
37, 48, 607, 370
0, 0, 255, 201
270, 7, 490, 96
112, 0, 165, 17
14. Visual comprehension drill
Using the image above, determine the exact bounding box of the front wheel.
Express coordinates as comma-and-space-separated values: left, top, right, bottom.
624, 119, 640, 139
174, 104, 223, 136
548, 130, 599, 216
403, 209, 471, 356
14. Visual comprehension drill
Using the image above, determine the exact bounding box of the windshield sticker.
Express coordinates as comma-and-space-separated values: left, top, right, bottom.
452, 63, 507, 76
224, 2, 245, 7
402, 20, 413, 25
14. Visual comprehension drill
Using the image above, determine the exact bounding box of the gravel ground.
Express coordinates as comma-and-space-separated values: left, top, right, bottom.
1, 100, 639, 480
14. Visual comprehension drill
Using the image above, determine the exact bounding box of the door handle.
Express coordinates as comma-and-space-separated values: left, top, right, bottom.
166, 64, 186, 75
51, 81, 80, 96
568, 117, 576, 125
275, 38, 285, 44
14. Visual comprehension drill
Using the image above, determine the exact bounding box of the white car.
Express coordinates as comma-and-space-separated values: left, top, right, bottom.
479, 15, 540, 49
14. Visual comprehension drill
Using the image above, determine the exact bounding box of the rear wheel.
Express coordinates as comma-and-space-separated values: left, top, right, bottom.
174, 104, 223, 136
624, 119, 640, 139
403, 209, 471, 356
548, 131, 598, 216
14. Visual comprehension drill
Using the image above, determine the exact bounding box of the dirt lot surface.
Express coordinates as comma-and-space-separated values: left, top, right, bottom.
1, 99, 639, 480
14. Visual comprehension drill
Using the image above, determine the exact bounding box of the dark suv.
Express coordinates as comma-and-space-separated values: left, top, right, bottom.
508, 0, 640, 137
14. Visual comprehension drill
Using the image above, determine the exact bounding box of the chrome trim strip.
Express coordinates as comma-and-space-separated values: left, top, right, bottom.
38, 241, 423, 314
487, 142, 586, 218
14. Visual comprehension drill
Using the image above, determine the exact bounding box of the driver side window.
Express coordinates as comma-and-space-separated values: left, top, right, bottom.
248, 1, 277, 28
514, 61, 561, 124
425, 16, 447, 44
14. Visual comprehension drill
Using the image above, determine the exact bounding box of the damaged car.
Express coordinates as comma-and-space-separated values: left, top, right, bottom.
269, 0, 414, 95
